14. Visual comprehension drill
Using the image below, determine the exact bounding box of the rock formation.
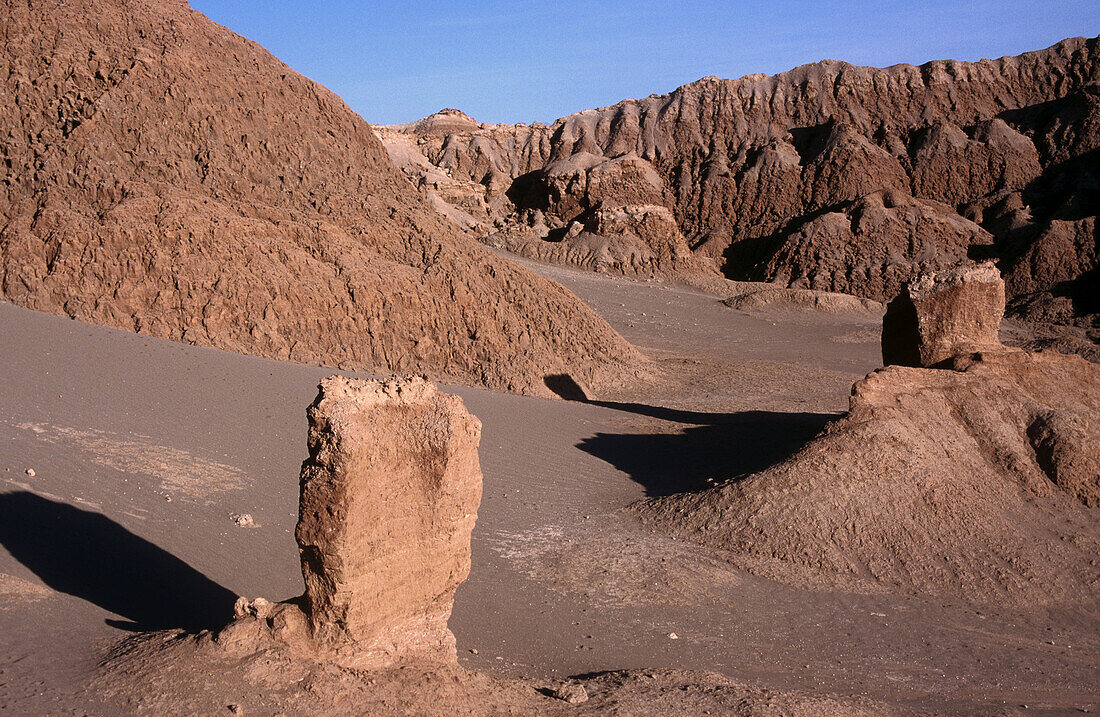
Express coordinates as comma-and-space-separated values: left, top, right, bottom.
0, 0, 641, 396
201, 375, 483, 670
94, 375, 896, 715
296, 375, 482, 667
636, 281, 1100, 603
379, 37, 1100, 350
882, 262, 1006, 367
637, 348, 1100, 603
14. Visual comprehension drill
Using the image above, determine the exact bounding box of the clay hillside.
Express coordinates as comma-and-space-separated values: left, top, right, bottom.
0, 0, 640, 396
377, 37, 1099, 346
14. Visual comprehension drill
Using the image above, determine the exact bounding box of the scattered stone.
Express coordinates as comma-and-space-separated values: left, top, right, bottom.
668, 632, 679, 640
230, 513, 255, 527
882, 261, 1006, 367
233, 597, 273, 620
550, 682, 589, 704
24, 468, 34, 477
469, 648, 478, 655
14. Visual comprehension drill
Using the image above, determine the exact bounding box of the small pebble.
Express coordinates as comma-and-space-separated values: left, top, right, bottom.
550, 683, 588, 704
25, 468, 35, 477
232, 513, 255, 527
668, 632, 679, 640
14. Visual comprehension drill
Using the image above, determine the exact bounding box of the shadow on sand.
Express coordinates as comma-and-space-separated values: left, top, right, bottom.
545, 374, 837, 496
0, 491, 237, 631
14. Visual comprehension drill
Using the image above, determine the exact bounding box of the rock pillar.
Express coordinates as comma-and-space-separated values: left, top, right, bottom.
295, 375, 482, 667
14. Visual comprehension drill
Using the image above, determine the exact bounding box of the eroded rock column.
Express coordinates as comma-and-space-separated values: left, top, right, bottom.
295, 375, 483, 668
882, 261, 1005, 367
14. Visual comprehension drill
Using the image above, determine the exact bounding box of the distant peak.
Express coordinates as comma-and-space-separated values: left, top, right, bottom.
434, 108, 474, 120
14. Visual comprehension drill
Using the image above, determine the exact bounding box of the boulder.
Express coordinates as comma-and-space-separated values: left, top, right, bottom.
294, 375, 483, 668
882, 262, 1006, 367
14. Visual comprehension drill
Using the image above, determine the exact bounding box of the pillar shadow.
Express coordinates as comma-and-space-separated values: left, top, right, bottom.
0, 491, 237, 631
546, 374, 837, 496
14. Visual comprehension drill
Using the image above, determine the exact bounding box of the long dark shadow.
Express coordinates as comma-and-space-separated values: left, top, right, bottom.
546, 374, 837, 496
0, 491, 237, 631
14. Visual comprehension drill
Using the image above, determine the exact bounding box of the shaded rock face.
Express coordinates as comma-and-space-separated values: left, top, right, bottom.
380, 37, 1099, 345
295, 375, 482, 668
636, 350, 1100, 604
882, 262, 1006, 367
0, 0, 641, 396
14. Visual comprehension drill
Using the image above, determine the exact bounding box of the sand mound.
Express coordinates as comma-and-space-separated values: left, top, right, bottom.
0, 0, 640, 396
723, 287, 881, 315
635, 349, 1100, 604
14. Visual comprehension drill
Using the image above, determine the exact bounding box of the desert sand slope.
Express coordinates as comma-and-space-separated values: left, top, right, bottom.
384, 38, 1099, 337
0, 0, 639, 396
3, 274, 1099, 713
636, 349, 1100, 605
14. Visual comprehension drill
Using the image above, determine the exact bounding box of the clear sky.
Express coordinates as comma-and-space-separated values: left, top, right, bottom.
189, 0, 1099, 126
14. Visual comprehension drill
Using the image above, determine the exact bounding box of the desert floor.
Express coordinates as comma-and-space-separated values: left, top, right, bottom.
1, 257, 1097, 715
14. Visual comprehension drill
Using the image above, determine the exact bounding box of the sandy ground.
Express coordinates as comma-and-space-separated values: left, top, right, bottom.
1, 259, 1097, 715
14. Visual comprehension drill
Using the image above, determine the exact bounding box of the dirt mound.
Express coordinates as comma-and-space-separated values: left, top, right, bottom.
97, 637, 894, 716
383, 38, 1099, 346
0, 0, 641, 396
635, 350, 1100, 604
723, 287, 881, 315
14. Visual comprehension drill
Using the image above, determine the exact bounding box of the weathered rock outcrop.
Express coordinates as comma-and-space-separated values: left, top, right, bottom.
637, 273, 1099, 603
296, 375, 482, 667
190, 375, 483, 672
380, 38, 1099, 348
94, 374, 898, 714
635, 349, 1100, 604
882, 262, 1006, 367
0, 0, 641, 396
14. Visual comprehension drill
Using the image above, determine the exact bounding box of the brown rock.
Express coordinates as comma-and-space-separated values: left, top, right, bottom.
1027, 409, 1100, 507
761, 191, 992, 302
550, 682, 589, 704
295, 375, 482, 668
882, 262, 1006, 367
636, 350, 1100, 604
381, 38, 1099, 347
0, 0, 640, 397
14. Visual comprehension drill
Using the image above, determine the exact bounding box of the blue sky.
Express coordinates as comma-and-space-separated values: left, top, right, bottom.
189, 0, 1099, 125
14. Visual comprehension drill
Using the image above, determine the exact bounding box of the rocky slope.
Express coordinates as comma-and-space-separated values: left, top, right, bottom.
634, 265, 1100, 605
636, 349, 1100, 605
379, 37, 1099, 345
0, 0, 641, 396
